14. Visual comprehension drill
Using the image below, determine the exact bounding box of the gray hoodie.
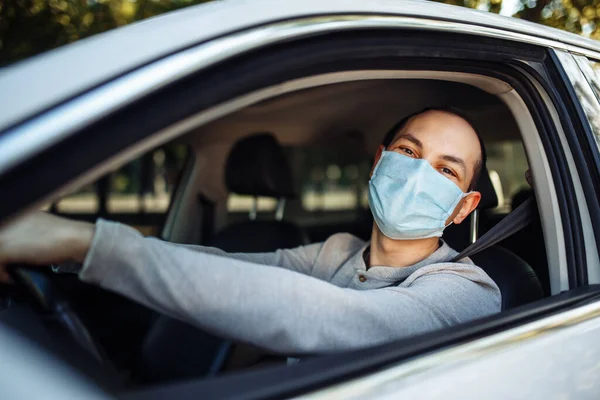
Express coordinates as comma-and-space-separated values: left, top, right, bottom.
78, 219, 501, 355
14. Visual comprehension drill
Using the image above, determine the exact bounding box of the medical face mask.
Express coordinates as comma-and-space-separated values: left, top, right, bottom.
368, 150, 470, 240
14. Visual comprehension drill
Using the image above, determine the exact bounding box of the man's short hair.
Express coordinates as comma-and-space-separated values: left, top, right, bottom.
381, 106, 487, 191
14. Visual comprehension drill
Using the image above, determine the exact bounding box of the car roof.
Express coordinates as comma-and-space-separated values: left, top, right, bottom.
0, 0, 598, 134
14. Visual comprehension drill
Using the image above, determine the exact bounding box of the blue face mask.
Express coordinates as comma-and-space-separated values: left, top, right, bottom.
368, 150, 470, 240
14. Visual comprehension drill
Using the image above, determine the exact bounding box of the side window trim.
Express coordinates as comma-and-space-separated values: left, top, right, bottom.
497, 82, 569, 293
550, 50, 600, 286
506, 57, 586, 291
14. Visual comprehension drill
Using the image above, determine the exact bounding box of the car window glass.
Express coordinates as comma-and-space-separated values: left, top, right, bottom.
575, 55, 600, 104
226, 146, 371, 222
563, 54, 600, 147
225, 141, 528, 222
223, 144, 372, 245
46, 144, 189, 236
486, 140, 529, 212
227, 196, 277, 213
288, 146, 371, 214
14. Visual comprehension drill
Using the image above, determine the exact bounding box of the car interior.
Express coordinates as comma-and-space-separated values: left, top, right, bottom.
3, 75, 552, 389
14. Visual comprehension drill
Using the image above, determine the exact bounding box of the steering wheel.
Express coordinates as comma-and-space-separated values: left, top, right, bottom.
8, 265, 107, 363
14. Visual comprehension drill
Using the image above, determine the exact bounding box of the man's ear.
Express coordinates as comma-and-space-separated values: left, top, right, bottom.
370, 145, 384, 177
452, 191, 482, 225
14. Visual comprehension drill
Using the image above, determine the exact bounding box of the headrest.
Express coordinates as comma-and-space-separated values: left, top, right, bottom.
225, 133, 296, 198
475, 167, 498, 210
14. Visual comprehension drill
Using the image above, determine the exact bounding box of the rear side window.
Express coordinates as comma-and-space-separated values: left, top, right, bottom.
226, 146, 372, 218
224, 144, 373, 242
570, 55, 600, 143
226, 140, 529, 222
576, 57, 600, 101
486, 140, 529, 212
286, 146, 372, 214
47, 144, 189, 236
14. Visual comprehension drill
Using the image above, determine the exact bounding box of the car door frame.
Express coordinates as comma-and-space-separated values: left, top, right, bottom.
547, 50, 600, 287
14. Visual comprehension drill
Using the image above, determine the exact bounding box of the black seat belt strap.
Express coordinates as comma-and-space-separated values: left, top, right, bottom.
452, 197, 537, 262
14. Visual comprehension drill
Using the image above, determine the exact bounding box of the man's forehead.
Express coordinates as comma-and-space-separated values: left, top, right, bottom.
395, 111, 480, 155
403, 110, 474, 132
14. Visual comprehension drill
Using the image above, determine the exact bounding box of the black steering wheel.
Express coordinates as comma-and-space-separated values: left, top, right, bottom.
8, 265, 107, 363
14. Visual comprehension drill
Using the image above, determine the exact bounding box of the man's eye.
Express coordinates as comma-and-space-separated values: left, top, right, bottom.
401, 148, 414, 156
441, 167, 456, 177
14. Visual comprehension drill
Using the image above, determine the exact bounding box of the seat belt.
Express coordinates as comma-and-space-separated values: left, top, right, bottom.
452, 197, 537, 262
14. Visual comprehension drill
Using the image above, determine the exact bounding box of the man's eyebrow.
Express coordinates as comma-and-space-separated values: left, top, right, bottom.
441, 155, 467, 176
394, 134, 423, 149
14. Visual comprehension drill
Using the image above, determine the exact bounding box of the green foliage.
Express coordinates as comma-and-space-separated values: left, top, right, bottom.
516, 0, 600, 38
434, 0, 600, 38
436, 0, 503, 15
0, 0, 212, 66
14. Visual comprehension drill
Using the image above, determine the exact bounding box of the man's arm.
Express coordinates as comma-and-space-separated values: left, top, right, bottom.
0, 212, 322, 278
169, 240, 323, 276
0, 213, 500, 354
80, 220, 500, 355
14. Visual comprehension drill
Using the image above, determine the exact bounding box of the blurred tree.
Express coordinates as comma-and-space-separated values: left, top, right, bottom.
437, 0, 503, 15
434, 0, 600, 39
517, 0, 600, 39
0, 0, 211, 66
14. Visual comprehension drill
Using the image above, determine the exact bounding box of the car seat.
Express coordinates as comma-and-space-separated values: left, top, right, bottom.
210, 132, 308, 252
135, 133, 306, 383
443, 169, 544, 310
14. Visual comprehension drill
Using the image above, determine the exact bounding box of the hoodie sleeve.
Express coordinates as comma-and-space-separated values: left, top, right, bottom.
79, 220, 501, 355
132, 222, 323, 276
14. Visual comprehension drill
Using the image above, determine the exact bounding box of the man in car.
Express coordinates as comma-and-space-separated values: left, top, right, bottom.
0, 107, 500, 355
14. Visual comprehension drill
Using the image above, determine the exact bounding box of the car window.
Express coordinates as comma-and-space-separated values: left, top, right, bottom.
286, 146, 371, 213
226, 145, 372, 224
567, 55, 600, 144
485, 140, 529, 212
48, 144, 189, 236
226, 140, 527, 223
575, 56, 600, 104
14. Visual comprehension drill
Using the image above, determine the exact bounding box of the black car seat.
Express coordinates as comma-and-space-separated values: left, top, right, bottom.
135, 134, 306, 384
210, 132, 308, 252
443, 168, 544, 310
502, 187, 550, 295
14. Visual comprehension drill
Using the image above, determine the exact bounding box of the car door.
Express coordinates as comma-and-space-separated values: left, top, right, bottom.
2, 3, 600, 399
296, 50, 600, 400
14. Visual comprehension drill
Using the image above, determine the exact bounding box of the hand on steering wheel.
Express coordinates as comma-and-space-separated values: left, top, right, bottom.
0, 212, 94, 282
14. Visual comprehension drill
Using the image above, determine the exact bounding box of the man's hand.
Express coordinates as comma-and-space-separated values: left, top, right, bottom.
0, 212, 94, 282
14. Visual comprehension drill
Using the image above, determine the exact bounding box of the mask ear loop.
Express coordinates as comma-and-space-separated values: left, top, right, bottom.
444, 191, 473, 229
